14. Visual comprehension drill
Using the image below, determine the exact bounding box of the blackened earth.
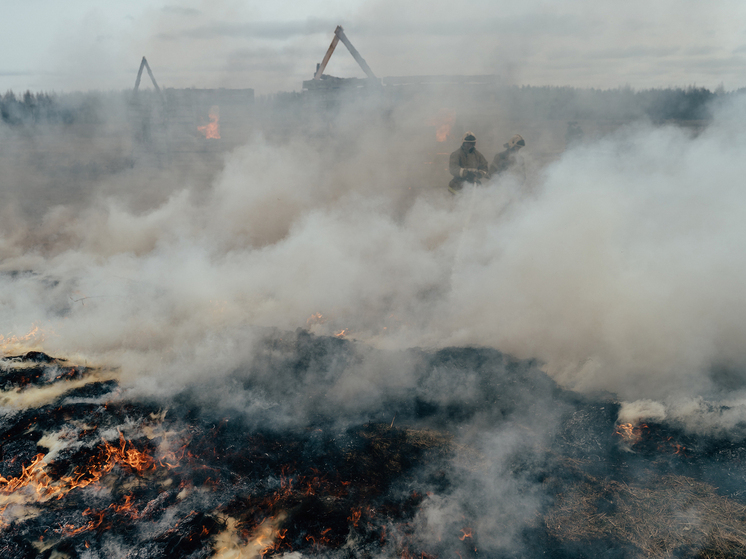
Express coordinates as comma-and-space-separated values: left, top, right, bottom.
1, 331, 745, 559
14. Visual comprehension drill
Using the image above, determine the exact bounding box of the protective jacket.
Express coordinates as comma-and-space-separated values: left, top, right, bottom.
489, 149, 512, 175
448, 146, 489, 192
489, 149, 524, 180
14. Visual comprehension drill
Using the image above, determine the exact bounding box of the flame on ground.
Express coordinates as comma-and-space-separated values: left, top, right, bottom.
306, 312, 326, 326
614, 422, 648, 446
427, 109, 456, 142
199, 106, 221, 139
62, 494, 141, 537
0, 432, 156, 505
459, 527, 473, 540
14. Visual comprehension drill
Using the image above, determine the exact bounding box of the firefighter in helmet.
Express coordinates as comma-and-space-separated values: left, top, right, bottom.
489, 134, 526, 180
448, 131, 489, 194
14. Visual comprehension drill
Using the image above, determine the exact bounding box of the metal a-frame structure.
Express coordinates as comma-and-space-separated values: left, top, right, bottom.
133, 56, 161, 93
312, 25, 377, 81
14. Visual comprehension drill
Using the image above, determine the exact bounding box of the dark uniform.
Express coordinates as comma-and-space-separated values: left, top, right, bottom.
448, 143, 489, 193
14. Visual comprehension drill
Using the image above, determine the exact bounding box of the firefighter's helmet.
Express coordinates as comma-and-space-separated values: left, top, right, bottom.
504, 134, 526, 149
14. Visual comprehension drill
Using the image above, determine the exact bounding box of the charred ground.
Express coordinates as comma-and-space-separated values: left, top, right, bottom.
2, 331, 746, 558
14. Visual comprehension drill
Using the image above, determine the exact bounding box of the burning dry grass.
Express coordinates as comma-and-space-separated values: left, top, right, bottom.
545, 461, 746, 558
4, 340, 746, 558
0, 347, 461, 558
0, 431, 157, 503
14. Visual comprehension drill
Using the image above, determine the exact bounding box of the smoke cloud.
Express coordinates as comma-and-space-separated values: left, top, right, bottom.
3, 85, 746, 556
1, 92, 745, 415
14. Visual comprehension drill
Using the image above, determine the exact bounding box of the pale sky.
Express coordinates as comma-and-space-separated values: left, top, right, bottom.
2, 0, 746, 94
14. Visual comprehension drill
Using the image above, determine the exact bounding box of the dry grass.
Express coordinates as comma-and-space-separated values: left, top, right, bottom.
545, 463, 746, 558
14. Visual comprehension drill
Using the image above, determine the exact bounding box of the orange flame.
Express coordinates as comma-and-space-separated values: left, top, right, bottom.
0, 432, 155, 502
427, 109, 456, 142
614, 422, 648, 446
348, 508, 362, 527
306, 312, 326, 326
663, 436, 688, 456
198, 106, 220, 139
0, 453, 48, 495
250, 517, 280, 554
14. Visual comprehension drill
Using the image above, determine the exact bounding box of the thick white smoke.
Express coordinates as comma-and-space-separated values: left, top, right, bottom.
2, 94, 746, 424
4, 91, 746, 558
446, 117, 746, 397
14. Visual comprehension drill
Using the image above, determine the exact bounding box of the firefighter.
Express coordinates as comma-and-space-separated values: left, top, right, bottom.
489, 134, 526, 180
448, 132, 489, 194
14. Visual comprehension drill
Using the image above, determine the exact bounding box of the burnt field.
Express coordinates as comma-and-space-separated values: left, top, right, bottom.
2, 332, 746, 559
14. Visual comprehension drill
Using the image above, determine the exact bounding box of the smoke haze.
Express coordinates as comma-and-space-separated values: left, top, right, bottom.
3, 6, 746, 554
4, 0, 746, 92
2, 79, 746, 558
0, 89, 744, 430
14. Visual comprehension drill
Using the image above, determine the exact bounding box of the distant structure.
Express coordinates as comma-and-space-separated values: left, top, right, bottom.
302, 26, 381, 92
134, 57, 161, 93
129, 57, 254, 149
301, 26, 500, 106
